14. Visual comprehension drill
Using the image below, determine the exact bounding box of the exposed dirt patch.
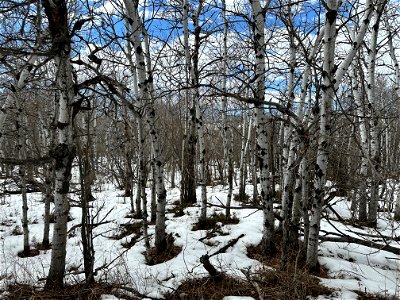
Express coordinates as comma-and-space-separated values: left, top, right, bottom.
34, 242, 52, 251
192, 212, 239, 231
145, 234, 182, 265
355, 291, 396, 300
166, 201, 191, 217
6, 283, 115, 300
17, 248, 40, 258
246, 232, 329, 278
244, 233, 333, 299
167, 267, 333, 300
165, 274, 255, 300
110, 221, 142, 240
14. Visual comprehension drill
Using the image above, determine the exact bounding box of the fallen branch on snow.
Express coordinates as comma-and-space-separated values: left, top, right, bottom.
200, 234, 245, 277
319, 234, 400, 255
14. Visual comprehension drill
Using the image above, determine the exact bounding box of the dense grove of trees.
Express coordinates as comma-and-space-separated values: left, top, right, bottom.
1, 0, 400, 291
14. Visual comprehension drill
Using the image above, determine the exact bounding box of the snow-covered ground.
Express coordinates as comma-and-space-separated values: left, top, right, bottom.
0, 181, 399, 299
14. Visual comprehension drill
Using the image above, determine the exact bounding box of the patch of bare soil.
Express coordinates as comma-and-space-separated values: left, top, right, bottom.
6, 283, 115, 300
192, 212, 239, 231
145, 234, 182, 265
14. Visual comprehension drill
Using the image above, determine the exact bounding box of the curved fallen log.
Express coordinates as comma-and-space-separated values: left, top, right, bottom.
319, 234, 400, 255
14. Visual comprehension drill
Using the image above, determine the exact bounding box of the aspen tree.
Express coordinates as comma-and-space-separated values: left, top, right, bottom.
306, 0, 338, 271
306, 0, 375, 270
366, 0, 387, 226
180, 0, 197, 205
249, 0, 275, 255
43, 0, 77, 287
387, 19, 400, 220
124, 0, 168, 250
280, 0, 298, 269
221, 0, 229, 184
351, 61, 369, 222
238, 112, 252, 201
221, 0, 234, 217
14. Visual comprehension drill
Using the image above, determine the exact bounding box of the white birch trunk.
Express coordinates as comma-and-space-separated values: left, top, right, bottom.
125, 20, 142, 215
0, 54, 40, 149
124, 0, 167, 249
366, 1, 386, 225
192, 1, 207, 222
387, 22, 400, 99
291, 28, 323, 251
352, 63, 369, 221
349, 12, 368, 218
251, 134, 258, 202
239, 113, 252, 199
198, 99, 207, 221
15, 99, 30, 256
43, 0, 77, 285
43, 55, 74, 287
305, 0, 375, 270
221, 0, 229, 184
250, 0, 274, 255
280, 0, 297, 268
136, 117, 145, 218
180, 0, 197, 205
47, 55, 75, 287
306, 0, 338, 271
147, 108, 167, 250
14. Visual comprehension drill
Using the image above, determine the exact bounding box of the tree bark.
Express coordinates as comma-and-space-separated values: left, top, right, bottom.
42, 164, 53, 249
180, 0, 197, 205
43, 0, 76, 287
124, 0, 168, 250
306, 0, 338, 272
77, 113, 95, 284
250, 0, 274, 255
351, 63, 368, 222
16, 105, 30, 256
366, 0, 386, 226
280, 0, 297, 270
221, 0, 229, 185
239, 113, 251, 200
226, 128, 234, 218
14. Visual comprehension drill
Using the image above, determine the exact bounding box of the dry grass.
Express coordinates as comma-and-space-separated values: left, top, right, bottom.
249, 267, 333, 299
233, 192, 250, 203
355, 291, 397, 300
167, 268, 332, 300
109, 221, 143, 240
6, 283, 114, 300
33, 242, 52, 251
166, 201, 191, 217
246, 232, 329, 277
17, 248, 40, 258
165, 274, 255, 299
192, 212, 239, 231
145, 234, 182, 265
167, 231, 334, 300
243, 233, 333, 299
